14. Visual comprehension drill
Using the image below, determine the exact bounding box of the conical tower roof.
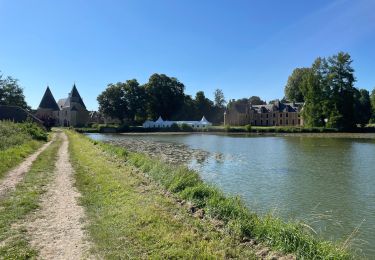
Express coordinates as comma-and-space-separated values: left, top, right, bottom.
38, 86, 59, 110
64, 84, 86, 109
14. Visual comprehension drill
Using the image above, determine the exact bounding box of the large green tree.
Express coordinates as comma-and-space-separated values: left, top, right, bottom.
249, 96, 266, 105
214, 89, 226, 108
284, 68, 311, 102
354, 89, 372, 127
123, 79, 146, 123
0, 74, 29, 109
145, 74, 185, 119
370, 88, 375, 123
194, 91, 214, 119
97, 83, 128, 123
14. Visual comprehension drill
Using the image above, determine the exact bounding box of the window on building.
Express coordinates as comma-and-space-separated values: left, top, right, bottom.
266, 114, 269, 118
286, 113, 288, 117
298, 119, 301, 125
273, 120, 275, 125
273, 113, 275, 117
280, 119, 282, 125
286, 119, 288, 125
292, 119, 294, 125
280, 113, 282, 117
260, 120, 263, 125
254, 120, 257, 125
266, 120, 268, 125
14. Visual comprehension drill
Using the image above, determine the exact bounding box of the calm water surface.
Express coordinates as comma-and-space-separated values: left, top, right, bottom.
87, 133, 375, 257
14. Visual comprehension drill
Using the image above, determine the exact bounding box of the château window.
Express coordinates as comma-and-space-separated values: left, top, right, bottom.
266, 114, 269, 118
292, 119, 294, 125
266, 120, 268, 125
286, 119, 288, 125
280, 113, 282, 117
286, 113, 288, 117
273, 113, 275, 117
280, 119, 282, 125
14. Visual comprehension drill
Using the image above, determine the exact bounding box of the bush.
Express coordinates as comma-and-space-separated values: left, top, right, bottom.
224, 125, 231, 132
170, 123, 180, 132
244, 124, 252, 132
179, 123, 193, 132
117, 123, 130, 132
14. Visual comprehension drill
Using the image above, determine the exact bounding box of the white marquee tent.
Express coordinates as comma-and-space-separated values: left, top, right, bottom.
142, 116, 212, 129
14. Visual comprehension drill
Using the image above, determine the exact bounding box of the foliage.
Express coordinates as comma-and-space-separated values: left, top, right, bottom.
371, 88, 375, 123
0, 73, 29, 109
296, 52, 369, 130
249, 96, 266, 105
245, 124, 252, 132
179, 123, 193, 132
284, 68, 311, 102
97, 83, 128, 123
145, 74, 185, 120
214, 89, 226, 108
354, 89, 372, 127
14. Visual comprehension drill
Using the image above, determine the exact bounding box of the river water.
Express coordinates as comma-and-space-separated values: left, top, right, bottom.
86, 133, 375, 257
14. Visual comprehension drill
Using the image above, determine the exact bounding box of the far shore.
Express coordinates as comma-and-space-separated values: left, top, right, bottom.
92, 131, 375, 139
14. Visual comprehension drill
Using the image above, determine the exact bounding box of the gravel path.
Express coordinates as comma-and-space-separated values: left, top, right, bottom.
0, 134, 55, 198
27, 132, 91, 259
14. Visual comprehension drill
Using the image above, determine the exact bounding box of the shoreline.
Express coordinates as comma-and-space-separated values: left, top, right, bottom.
105, 131, 375, 139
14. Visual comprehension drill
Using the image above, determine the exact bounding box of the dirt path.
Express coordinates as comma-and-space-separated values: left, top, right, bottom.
0, 134, 55, 198
27, 132, 91, 259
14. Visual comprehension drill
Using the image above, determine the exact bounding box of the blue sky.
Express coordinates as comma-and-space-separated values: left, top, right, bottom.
1, 0, 375, 110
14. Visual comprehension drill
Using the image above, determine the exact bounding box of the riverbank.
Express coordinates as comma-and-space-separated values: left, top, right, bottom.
73, 130, 352, 259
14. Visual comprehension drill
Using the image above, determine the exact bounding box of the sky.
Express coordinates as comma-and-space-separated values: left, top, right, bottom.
1, 0, 375, 110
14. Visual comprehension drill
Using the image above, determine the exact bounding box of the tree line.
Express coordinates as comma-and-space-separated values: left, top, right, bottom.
284, 52, 375, 129
97, 73, 226, 124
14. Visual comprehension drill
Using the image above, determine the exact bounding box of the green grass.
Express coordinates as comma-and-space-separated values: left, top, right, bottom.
0, 134, 61, 259
0, 121, 48, 179
69, 130, 353, 259
67, 130, 257, 259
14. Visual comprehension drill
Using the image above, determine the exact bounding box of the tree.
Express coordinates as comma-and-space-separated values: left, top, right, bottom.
195, 91, 214, 119
354, 89, 372, 127
300, 69, 325, 127
214, 89, 226, 108
0, 74, 29, 109
97, 83, 128, 123
145, 74, 185, 119
371, 88, 375, 123
284, 68, 311, 102
123, 79, 146, 123
326, 52, 356, 129
249, 96, 266, 105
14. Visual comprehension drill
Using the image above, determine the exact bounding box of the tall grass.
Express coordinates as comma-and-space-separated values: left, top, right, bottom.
0, 121, 48, 179
84, 132, 352, 259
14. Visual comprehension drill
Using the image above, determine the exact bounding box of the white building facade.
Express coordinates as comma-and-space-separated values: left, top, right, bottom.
143, 116, 212, 129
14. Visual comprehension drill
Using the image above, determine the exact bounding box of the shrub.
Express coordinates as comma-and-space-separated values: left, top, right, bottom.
244, 124, 252, 132
170, 123, 180, 132
179, 123, 193, 132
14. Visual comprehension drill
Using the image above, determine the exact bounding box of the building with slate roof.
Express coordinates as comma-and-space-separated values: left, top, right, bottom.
36, 84, 89, 127
224, 99, 303, 126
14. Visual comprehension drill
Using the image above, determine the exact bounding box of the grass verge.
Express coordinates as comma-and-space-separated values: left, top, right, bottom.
69, 130, 353, 259
0, 134, 61, 259
0, 121, 48, 179
67, 130, 258, 259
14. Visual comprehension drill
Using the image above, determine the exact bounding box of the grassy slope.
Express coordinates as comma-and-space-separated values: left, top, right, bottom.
68, 130, 352, 259
0, 135, 61, 259
0, 121, 48, 179
67, 131, 257, 259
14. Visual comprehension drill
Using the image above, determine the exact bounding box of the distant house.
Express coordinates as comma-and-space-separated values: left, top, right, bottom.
143, 116, 212, 129
224, 99, 303, 126
36, 84, 89, 127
